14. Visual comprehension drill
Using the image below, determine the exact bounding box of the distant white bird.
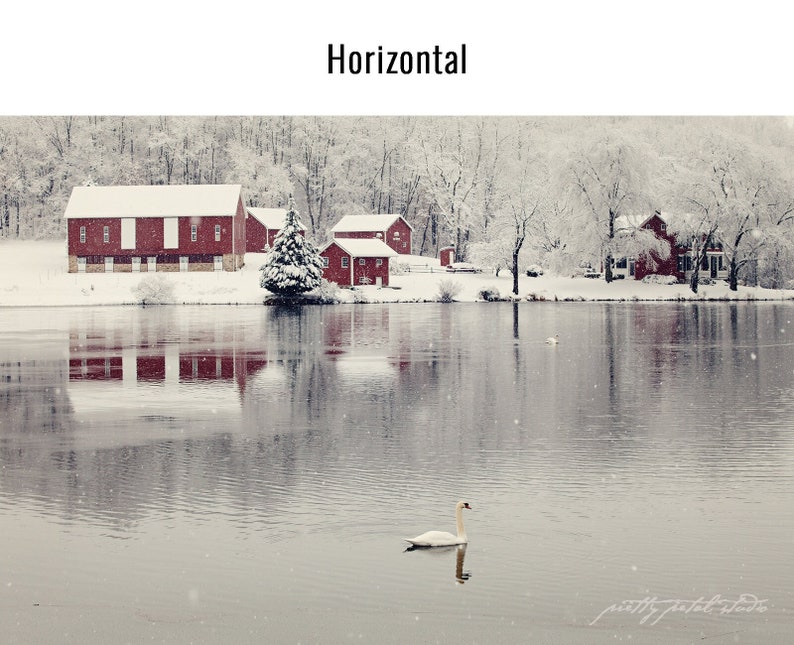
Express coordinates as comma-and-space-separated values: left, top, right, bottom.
404, 501, 471, 547
545, 334, 559, 344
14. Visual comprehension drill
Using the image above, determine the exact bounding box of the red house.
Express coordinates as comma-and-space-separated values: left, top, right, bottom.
245, 207, 307, 252
320, 238, 398, 287
64, 184, 247, 273
612, 211, 727, 282
330, 214, 413, 255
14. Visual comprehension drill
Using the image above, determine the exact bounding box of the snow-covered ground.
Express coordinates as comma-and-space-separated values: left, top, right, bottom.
2, 239, 793, 307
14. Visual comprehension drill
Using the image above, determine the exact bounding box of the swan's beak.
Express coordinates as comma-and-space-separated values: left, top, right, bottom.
464, 503, 472, 509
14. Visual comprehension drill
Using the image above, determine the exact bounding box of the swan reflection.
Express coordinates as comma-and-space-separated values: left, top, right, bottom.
404, 543, 471, 584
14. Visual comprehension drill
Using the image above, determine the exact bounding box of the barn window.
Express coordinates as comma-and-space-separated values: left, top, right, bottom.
393, 231, 400, 238
322, 257, 329, 268
79, 226, 86, 243
359, 258, 366, 265
191, 224, 197, 242
376, 258, 383, 267
341, 257, 349, 268
103, 226, 109, 243
215, 225, 221, 241
402, 242, 407, 249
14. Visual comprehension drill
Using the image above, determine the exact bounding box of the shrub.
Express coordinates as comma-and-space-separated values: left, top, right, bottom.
351, 286, 370, 304
312, 279, 343, 304
132, 273, 175, 305
436, 278, 462, 303
478, 286, 501, 301
641, 274, 678, 285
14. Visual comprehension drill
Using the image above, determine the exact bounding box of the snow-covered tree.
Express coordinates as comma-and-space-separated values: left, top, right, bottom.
259, 197, 324, 297
566, 129, 657, 283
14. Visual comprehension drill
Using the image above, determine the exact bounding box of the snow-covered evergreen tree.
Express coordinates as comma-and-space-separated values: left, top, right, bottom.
259, 196, 324, 296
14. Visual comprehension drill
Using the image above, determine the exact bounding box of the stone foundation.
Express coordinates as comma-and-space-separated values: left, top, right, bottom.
68, 254, 246, 273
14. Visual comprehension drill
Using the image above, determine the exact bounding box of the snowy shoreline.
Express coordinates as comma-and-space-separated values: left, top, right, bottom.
3, 240, 794, 308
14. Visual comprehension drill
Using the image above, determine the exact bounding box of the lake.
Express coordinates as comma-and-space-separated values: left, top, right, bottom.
1, 302, 793, 644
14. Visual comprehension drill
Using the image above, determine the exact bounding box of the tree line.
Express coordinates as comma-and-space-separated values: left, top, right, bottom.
1, 115, 793, 290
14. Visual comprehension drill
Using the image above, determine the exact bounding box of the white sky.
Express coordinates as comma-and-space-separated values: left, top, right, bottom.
3, 1, 793, 115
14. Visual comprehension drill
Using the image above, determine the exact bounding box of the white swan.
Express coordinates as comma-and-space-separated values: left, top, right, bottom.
545, 334, 559, 344
404, 501, 471, 547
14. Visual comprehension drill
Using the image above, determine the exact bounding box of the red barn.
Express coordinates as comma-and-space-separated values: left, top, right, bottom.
320, 238, 398, 287
632, 212, 678, 280
246, 207, 307, 252
64, 184, 246, 273
611, 211, 728, 282
330, 214, 413, 255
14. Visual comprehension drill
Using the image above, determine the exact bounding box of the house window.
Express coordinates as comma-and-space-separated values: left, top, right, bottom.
77, 257, 87, 272
215, 224, 221, 241
402, 242, 407, 249
359, 258, 366, 265
79, 226, 86, 243
103, 226, 109, 243
376, 258, 383, 267
322, 257, 329, 268
393, 231, 400, 238
191, 224, 197, 242
341, 257, 349, 268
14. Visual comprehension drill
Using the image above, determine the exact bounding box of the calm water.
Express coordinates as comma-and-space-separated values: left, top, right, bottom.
1, 302, 793, 644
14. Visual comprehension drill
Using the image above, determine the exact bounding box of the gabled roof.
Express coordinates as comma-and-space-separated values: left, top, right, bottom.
615, 212, 663, 230
246, 207, 307, 231
63, 184, 243, 219
321, 238, 398, 258
330, 213, 413, 233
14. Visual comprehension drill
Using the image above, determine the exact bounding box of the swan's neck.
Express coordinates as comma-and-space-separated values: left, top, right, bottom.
456, 505, 467, 540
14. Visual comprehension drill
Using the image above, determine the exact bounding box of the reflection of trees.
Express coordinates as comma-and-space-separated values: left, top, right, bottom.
2, 303, 793, 530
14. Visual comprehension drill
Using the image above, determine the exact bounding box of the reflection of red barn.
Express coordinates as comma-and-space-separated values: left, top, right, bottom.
320, 238, 397, 287
330, 214, 413, 255
245, 207, 307, 253
64, 184, 246, 273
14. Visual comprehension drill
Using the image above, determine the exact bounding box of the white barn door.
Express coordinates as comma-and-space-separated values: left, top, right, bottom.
164, 218, 179, 249
121, 218, 136, 249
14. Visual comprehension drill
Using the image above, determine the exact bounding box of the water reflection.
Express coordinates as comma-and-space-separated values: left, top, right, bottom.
404, 544, 471, 584
2, 303, 794, 642
2, 303, 794, 530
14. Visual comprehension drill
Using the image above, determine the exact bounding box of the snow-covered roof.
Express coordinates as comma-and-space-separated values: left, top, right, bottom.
246, 207, 306, 231
615, 213, 660, 229
63, 184, 243, 219
323, 238, 399, 258
330, 213, 412, 233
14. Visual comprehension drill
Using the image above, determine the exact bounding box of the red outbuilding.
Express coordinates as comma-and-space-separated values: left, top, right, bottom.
245, 207, 307, 253
320, 238, 398, 287
64, 184, 246, 273
330, 214, 413, 255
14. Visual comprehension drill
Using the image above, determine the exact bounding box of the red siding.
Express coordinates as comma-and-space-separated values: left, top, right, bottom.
321, 243, 353, 286
247, 217, 269, 252
136, 218, 164, 252
233, 197, 246, 256
385, 219, 412, 254
246, 216, 304, 253
68, 217, 122, 256
634, 213, 677, 281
